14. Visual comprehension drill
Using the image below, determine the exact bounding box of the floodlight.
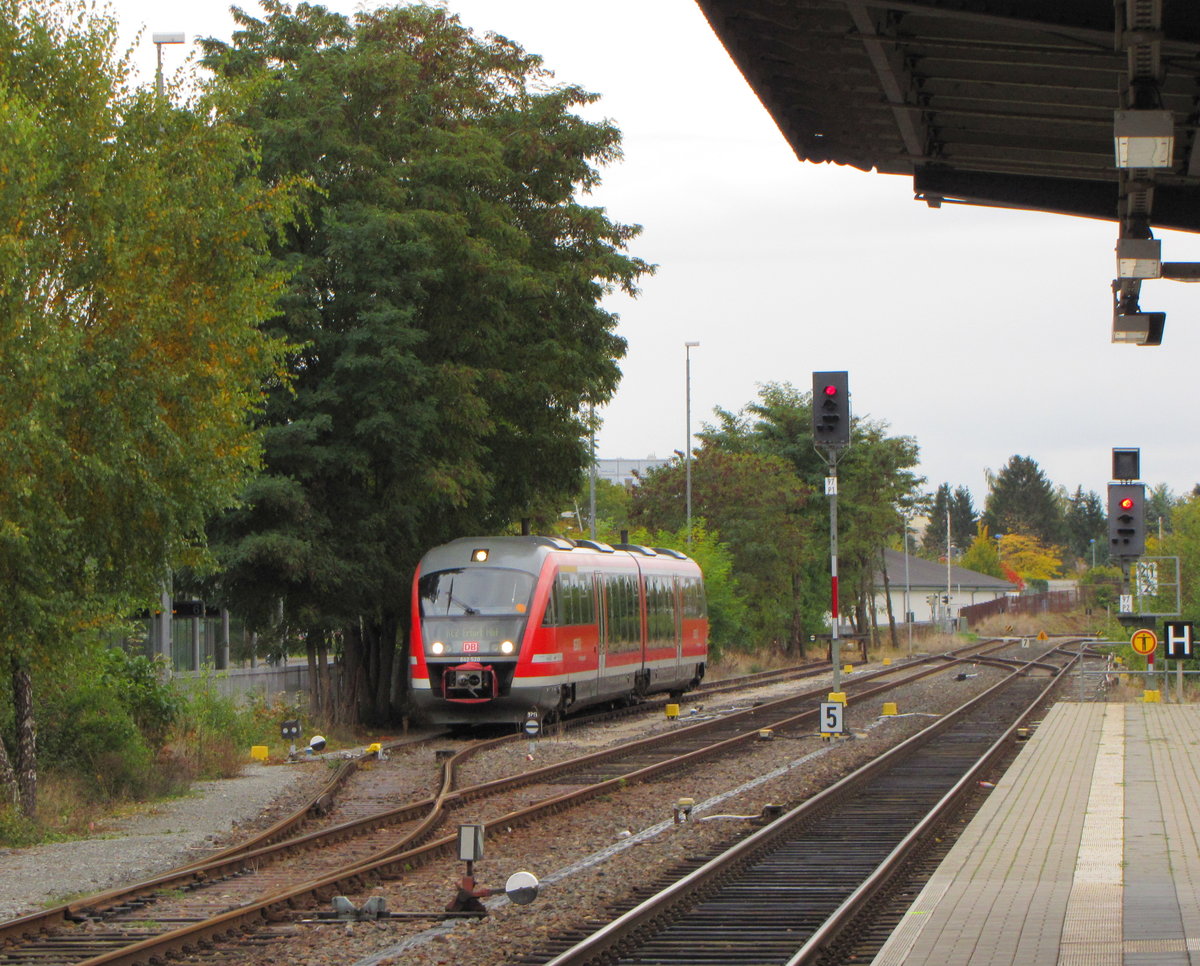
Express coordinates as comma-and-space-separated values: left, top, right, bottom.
1114, 110, 1174, 168
1112, 310, 1165, 346
1116, 237, 1161, 279
152, 32, 185, 44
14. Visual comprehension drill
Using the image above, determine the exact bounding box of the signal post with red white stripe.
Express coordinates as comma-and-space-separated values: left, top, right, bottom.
813, 372, 850, 693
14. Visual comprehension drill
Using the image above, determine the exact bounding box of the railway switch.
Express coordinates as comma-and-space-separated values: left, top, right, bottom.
330, 896, 388, 920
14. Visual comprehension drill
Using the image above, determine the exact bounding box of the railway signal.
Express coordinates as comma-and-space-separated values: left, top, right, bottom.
812, 371, 850, 447
1108, 482, 1146, 557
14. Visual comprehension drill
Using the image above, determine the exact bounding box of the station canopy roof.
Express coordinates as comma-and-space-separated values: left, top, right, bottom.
694, 1, 1200, 234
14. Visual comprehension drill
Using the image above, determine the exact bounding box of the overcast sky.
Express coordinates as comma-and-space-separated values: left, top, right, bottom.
109, 0, 1200, 505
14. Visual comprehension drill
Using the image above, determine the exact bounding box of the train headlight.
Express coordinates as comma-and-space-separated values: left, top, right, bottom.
430, 641, 445, 656
500, 640, 515, 655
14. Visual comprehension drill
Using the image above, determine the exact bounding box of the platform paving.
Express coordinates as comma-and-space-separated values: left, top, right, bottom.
870, 702, 1200, 966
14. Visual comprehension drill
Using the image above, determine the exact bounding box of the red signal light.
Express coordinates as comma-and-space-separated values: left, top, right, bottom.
823, 384, 838, 396
1119, 497, 1135, 510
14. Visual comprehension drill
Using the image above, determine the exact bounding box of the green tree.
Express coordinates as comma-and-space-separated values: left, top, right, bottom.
1146, 483, 1179, 540
920, 481, 974, 559
630, 450, 814, 653
982, 456, 1065, 547
200, 2, 650, 723
693, 382, 924, 654
0, 0, 294, 814
1062, 486, 1106, 567
1157, 494, 1200, 626
619, 522, 748, 659
922, 484, 951, 557
950, 486, 978, 551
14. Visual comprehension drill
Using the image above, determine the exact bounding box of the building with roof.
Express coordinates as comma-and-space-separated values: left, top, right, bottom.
873, 548, 1018, 625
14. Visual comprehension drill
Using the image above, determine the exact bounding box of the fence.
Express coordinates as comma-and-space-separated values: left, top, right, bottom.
170, 660, 338, 704
959, 589, 1081, 625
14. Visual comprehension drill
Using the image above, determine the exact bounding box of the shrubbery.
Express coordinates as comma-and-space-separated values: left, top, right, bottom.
0, 644, 301, 845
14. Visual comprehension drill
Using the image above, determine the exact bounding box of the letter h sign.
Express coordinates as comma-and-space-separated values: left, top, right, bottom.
1163, 621, 1195, 659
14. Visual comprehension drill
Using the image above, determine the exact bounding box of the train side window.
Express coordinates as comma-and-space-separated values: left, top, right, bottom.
542, 581, 560, 626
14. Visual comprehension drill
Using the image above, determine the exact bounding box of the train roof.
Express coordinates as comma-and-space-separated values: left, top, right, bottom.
417, 536, 699, 574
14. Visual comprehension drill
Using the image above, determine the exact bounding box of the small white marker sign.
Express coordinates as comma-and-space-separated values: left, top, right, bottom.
819, 701, 845, 735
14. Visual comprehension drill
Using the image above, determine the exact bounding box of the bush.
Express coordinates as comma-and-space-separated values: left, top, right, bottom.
37, 683, 155, 802
170, 675, 259, 779
98, 649, 181, 751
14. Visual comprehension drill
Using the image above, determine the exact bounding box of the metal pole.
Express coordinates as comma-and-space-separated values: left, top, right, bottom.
904, 518, 912, 656
152, 34, 184, 100
946, 509, 952, 631
684, 341, 698, 546
588, 403, 596, 540
829, 455, 840, 692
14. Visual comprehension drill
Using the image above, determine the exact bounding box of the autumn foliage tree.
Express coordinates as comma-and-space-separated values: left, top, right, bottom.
0, 0, 295, 815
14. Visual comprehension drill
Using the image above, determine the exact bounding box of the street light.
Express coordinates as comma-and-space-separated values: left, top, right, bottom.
903, 515, 912, 656
153, 32, 185, 99
684, 341, 699, 546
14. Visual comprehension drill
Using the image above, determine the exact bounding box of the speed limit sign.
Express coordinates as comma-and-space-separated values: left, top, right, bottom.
819, 701, 845, 735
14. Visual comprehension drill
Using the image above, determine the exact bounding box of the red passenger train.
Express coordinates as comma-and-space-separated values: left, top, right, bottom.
408, 535, 708, 726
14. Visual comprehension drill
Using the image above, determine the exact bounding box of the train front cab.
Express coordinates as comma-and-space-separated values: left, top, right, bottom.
409, 537, 564, 725
409, 537, 707, 725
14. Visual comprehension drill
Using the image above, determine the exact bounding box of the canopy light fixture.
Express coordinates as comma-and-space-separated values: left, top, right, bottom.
1112, 310, 1165, 346
1114, 110, 1174, 168
1116, 237, 1162, 278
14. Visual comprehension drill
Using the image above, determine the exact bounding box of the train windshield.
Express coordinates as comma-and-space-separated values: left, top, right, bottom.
418, 568, 536, 617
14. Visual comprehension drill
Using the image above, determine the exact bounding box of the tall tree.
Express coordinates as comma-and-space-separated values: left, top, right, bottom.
922, 484, 951, 557
0, 0, 294, 813
200, 2, 650, 723
696, 382, 925, 653
949, 486, 978, 551
630, 450, 814, 653
1063, 486, 1107, 567
982, 455, 1065, 547
1157, 494, 1200, 626
1146, 483, 1179, 540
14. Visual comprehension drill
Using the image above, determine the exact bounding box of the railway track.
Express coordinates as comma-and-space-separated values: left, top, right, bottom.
0, 639, 1044, 966
524, 641, 1081, 966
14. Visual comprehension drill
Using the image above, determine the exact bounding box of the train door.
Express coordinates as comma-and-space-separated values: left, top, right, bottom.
595, 571, 608, 691
673, 575, 683, 664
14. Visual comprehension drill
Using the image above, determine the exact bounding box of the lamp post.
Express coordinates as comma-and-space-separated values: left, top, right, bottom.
153, 32, 185, 99
945, 509, 952, 631
684, 341, 699, 546
903, 516, 912, 655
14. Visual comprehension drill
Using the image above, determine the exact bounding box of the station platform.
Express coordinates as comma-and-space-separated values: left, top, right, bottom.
871, 702, 1200, 966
